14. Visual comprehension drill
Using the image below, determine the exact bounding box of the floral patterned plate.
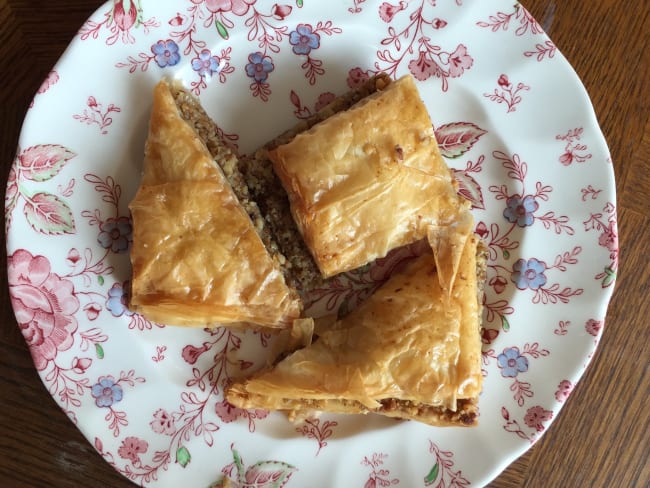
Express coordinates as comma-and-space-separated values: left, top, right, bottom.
6, 1, 618, 486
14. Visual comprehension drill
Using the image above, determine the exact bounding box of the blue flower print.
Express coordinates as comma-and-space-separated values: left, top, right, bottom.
192, 49, 221, 78
106, 281, 134, 317
511, 258, 547, 290
503, 194, 538, 227
289, 24, 320, 55
91, 376, 123, 407
151, 39, 181, 68
97, 216, 132, 253
245, 52, 274, 82
497, 347, 529, 378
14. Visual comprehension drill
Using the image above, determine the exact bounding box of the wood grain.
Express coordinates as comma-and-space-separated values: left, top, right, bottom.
0, 1, 648, 487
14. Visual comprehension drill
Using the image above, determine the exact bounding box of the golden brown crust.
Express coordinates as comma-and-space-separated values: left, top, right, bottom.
267, 75, 471, 278
238, 74, 394, 292
128, 80, 301, 328
225, 233, 485, 426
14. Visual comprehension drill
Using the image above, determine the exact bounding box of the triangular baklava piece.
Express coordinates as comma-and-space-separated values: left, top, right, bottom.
128, 80, 301, 328
226, 231, 485, 426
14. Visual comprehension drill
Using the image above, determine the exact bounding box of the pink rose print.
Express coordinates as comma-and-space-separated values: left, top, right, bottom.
8, 249, 79, 371
150, 409, 176, 435
555, 379, 573, 402
524, 405, 553, 432
585, 319, 603, 337
117, 436, 149, 464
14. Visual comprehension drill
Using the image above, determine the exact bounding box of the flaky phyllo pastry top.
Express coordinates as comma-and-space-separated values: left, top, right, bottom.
268, 75, 471, 278
128, 80, 301, 328
226, 233, 483, 425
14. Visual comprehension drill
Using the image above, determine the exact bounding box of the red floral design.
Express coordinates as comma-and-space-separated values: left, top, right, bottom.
215, 445, 296, 488
484, 74, 530, 113
585, 319, 603, 337
523, 405, 553, 432
584, 202, 618, 287
118, 436, 149, 463
79, 0, 159, 46
556, 128, 592, 166
379, 1, 407, 23
489, 275, 508, 294
150, 409, 176, 435
425, 440, 469, 487
477, 4, 542, 37
524, 40, 557, 62
6, 145, 77, 236
182, 343, 210, 364
8, 249, 79, 371
555, 379, 573, 402
296, 418, 338, 456
271, 4, 292, 20
314, 92, 336, 111
82, 302, 102, 321
215, 399, 268, 430
447, 44, 473, 77
71, 357, 92, 374
362, 452, 399, 487
204, 0, 255, 15
73, 96, 121, 135
37, 70, 59, 94
347, 67, 370, 88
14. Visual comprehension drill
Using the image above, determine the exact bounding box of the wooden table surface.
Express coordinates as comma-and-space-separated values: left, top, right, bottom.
1, 1, 648, 487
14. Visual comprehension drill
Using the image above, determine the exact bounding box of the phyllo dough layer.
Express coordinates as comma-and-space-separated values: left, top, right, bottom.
226, 232, 484, 426
128, 80, 301, 328
268, 74, 470, 278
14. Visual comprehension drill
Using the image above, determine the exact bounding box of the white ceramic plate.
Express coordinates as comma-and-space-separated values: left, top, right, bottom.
6, 1, 618, 486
